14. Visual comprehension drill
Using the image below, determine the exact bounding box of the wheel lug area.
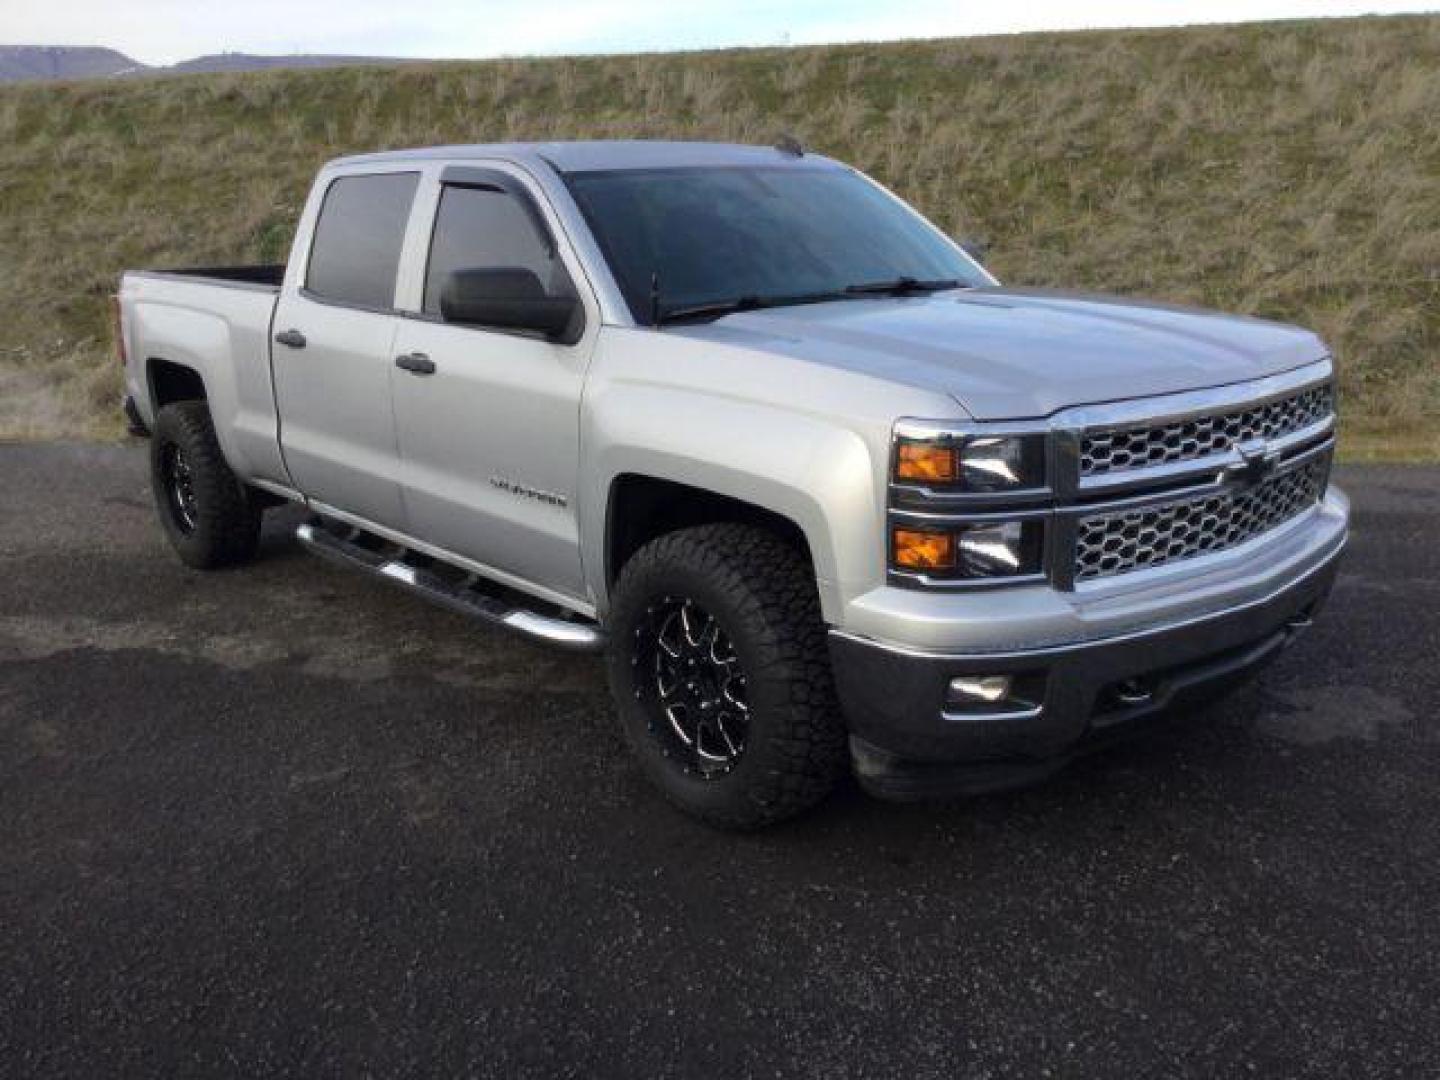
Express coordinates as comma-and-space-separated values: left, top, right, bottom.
641, 595, 750, 779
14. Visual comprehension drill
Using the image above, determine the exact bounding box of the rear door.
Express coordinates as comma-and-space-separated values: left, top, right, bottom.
389, 165, 597, 603
272, 168, 422, 530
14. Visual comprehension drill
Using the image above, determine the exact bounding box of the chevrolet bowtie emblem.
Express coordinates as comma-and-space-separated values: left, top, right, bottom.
1229, 438, 1281, 486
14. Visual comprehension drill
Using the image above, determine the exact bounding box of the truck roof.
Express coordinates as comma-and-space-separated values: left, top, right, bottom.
328, 140, 841, 174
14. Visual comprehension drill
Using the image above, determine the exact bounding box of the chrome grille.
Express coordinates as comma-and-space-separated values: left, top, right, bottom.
1075, 457, 1329, 582
1081, 383, 1333, 477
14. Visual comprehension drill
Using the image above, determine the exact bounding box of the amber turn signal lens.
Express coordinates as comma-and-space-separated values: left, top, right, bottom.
892, 528, 955, 571
895, 441, 956, 483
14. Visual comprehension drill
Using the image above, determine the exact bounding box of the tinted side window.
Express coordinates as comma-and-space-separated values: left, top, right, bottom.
306, 172, 419, 309
424, 185, 570, 315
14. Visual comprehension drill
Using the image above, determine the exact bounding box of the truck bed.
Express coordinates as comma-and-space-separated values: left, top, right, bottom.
129, 264, 285, 290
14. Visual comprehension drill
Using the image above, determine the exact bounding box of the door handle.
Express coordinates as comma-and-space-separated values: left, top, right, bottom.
395, 352, 436, 375
274, 329, 307, 349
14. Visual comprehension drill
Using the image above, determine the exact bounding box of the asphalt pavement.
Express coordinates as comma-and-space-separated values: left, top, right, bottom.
2, 443, 1437, 1078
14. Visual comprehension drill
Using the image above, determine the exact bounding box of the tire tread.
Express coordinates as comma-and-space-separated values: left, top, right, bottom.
150, 400, 261, 569
608, 523, 846, 829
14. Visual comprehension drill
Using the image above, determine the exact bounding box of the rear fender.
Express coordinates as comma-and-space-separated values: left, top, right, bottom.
124, 286, 285, 484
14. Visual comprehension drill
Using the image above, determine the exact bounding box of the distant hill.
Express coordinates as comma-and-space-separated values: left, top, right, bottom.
168, 52, 402, 75
0, 45, 146, 82
0, 45, 406, 83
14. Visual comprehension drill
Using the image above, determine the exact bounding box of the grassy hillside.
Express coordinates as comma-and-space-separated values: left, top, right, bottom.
1, 15, 1437, 456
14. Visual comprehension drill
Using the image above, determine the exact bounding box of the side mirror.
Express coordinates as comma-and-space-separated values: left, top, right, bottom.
960, 239, 990, 264
440, 267, 581, 343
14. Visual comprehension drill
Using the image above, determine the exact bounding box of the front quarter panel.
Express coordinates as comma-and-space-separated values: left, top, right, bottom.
580, 327, 958, 623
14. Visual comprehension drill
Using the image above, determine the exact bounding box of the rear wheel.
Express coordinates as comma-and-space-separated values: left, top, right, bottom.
607, 524, 847, 829
149, 401, 261, 569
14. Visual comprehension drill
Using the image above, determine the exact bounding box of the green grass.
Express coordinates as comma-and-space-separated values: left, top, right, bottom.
1, 15, 1437, 456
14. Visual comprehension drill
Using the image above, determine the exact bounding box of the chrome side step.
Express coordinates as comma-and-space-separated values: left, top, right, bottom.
295, 521, 605, 653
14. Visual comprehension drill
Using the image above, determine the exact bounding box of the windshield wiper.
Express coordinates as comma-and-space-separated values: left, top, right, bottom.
655, 290, 858, 326
654, 279, 962, 325
843, 276, 962, 296
656, 294, 770, 325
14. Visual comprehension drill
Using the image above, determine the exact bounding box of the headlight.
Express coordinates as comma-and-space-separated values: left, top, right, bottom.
891, 520, 1043, 579
957, 520, 1029, 576
893, 434, 1045, 491
958, 437, 1027, 489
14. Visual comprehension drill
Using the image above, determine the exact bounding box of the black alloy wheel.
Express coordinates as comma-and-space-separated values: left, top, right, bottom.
635, 596, 750, 778
159, 442, 200, 533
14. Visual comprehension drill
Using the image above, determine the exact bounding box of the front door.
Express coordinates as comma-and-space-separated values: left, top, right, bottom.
272, 169, 420, 530
389, 174, 593, 601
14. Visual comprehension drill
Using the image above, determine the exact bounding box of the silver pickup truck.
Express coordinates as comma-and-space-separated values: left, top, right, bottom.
116, 140, 1348, 828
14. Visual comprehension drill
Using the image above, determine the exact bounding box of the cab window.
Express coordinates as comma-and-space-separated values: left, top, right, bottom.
306, 172, 419, 309
423, 184, 574, 316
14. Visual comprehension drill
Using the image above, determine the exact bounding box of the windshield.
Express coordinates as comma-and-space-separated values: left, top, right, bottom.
563, 164, 987, 323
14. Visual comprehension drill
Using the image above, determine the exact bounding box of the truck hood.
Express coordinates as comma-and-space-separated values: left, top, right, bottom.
672, 287, 1329, 419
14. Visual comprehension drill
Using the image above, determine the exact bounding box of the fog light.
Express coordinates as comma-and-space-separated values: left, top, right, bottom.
948, 675, 1012, 704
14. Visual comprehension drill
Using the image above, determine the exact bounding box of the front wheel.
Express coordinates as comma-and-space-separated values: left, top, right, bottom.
606, 524, 847, 829
149, 401, 262, 569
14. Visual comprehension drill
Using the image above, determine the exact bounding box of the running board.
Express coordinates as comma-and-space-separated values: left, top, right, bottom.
294, 521, 605, 652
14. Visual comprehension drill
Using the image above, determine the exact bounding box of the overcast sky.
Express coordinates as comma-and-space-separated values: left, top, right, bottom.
2, 0, 1435, 65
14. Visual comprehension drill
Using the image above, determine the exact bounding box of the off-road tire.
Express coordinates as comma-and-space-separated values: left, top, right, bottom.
149, 400, 262, 569
607, 524, 848, 829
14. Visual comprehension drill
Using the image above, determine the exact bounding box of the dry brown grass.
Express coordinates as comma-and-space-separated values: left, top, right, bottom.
1, 15, 1437, 456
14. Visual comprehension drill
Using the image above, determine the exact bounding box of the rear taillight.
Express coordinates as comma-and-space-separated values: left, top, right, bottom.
109, 294, 126, 367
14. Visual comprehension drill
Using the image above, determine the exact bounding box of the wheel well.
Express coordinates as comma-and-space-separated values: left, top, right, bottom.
605, 474, 813, 587
148, 358, 207, 408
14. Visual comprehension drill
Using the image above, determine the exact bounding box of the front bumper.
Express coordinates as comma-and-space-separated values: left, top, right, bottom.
831, 504, 1346, 801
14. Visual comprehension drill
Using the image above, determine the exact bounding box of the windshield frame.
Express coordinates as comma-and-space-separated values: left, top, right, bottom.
555, 160, 997, 327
